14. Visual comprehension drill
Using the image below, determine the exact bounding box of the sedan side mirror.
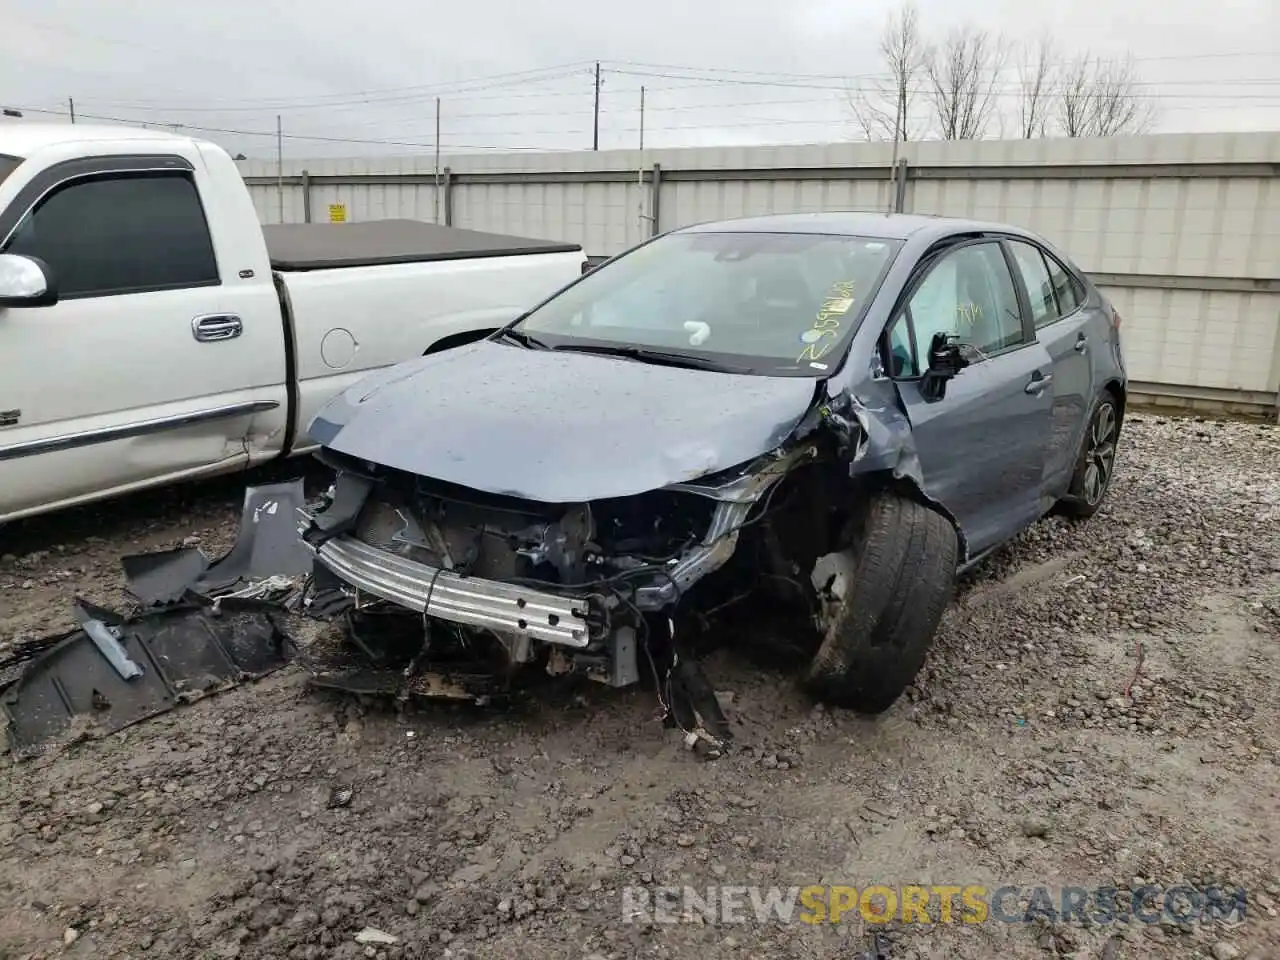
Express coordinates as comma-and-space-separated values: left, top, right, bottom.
0, 253, 58, 308
919, 332, 970, 403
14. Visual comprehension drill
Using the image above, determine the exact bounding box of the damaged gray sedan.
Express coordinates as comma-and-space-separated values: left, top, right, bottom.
301, 213, 1127, 716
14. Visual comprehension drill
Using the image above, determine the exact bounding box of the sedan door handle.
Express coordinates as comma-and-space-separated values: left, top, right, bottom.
192, 314, 243, 343
1074, 334, 1088, 353
1025, 372, 1053, 395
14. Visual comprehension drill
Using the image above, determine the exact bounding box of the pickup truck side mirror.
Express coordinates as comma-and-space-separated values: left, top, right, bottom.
0, 254, 58, 308
919, 331, 970, 403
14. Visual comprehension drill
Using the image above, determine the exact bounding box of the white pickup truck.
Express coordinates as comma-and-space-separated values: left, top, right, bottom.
0, 123, 586, 524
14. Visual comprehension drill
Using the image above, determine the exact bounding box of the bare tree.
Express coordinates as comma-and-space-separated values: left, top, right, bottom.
1015, 33, 1059, 138
1058, 52, 1158, 137
923, 25, 1012, 140
847, 1, 928, 141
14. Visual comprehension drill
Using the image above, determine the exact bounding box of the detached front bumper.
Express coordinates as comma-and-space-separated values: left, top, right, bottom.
311, 534, 592, 648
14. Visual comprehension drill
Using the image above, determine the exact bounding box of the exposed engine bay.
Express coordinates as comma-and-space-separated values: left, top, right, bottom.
298, 440, 847, 747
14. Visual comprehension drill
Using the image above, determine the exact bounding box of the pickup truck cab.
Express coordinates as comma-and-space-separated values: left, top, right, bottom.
0, 123, 585, 523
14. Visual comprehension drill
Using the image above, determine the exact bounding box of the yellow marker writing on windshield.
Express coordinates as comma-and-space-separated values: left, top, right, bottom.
797, 280, 856, 364
799, 341, 832, 363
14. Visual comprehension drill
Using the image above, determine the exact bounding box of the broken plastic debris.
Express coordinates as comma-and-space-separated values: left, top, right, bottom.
195, 481, 315, 592
120, 547, 209, 605
2, 599, 292, 758
81, 619, 143, 681
327, 786, 354, 809
354, 928, 398, 945
121, 481, 314, 605
683, 727, 726, 759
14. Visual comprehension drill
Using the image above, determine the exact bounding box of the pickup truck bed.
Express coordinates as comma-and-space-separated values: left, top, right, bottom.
263, 220, 583, 271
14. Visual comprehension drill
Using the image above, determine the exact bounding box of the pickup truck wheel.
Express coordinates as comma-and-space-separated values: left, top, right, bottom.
803, 492, 958, 714
1058, 393, 1121, 519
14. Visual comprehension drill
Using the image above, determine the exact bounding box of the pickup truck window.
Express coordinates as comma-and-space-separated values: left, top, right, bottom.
3, 172, 219, 298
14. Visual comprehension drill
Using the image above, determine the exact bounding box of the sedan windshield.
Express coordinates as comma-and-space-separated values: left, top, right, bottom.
512, 230, 902, 376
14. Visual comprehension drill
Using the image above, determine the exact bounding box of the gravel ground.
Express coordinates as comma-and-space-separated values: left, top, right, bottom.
1, 413, 1278, 960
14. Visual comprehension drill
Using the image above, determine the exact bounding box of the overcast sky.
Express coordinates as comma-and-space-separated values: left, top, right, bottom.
2, 0, 1277, 159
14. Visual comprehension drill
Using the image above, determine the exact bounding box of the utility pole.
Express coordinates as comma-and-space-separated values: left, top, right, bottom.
592, 62, 601, 151
886, 87, 902, 214
639, 86, 645, 150
276, 115, 284, 224
68, 97, 75, 123
433, 97, 441, 224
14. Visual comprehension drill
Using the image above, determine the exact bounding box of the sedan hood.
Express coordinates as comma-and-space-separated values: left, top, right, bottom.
309, 340, 818, 502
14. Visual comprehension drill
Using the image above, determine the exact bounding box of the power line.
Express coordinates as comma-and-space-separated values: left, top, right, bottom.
67, 70, 1280, 129
324, 99, 1280, 140
75, 83, 604, 110
63, 64, 597, 112
605, 66, 1280, 98
7, 105, 567, 151
12, 49, 1280, 154
40, 48, 1280, 116
13, 98, 1278, 156
11, 12, 600, 108
607, 50, 1280, 81
64, 71, 1280, 120
311, 85, 1280, 140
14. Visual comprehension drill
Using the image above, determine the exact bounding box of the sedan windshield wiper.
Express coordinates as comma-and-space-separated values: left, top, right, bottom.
494, 327, 550, 350
550, 343, 744, 373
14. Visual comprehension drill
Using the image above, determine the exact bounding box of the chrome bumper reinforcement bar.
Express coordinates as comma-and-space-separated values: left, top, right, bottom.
313, 534, 591, 648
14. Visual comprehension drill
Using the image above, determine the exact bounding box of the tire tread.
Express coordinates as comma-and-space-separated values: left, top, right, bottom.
805, 491, 958, 713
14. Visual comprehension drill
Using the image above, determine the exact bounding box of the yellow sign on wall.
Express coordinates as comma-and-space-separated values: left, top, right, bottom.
328, 203, 347, 223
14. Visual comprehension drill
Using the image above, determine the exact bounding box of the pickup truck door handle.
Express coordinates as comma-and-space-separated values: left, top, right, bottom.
1025, 371, 1053, 395
1074, 333, 1088, 353
192, 314, 243, 343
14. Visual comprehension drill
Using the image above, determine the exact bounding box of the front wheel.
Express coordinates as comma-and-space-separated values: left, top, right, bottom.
1058, 393, 1120, 519
803, 492, 958, 714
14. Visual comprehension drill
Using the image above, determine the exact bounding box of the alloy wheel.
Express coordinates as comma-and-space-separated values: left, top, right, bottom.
1082, 401, 1117, 505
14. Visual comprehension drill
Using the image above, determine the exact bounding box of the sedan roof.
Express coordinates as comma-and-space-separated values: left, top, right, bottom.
677, 211, 1034, 244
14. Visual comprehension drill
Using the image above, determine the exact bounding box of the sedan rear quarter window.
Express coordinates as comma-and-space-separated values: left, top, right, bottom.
1044, 252, 1084, 316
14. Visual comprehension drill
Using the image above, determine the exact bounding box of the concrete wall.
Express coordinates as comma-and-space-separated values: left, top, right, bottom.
238, 132, 1280, 415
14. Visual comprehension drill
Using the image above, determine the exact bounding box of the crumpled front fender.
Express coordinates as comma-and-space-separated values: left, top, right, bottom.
812, 378, 967, 560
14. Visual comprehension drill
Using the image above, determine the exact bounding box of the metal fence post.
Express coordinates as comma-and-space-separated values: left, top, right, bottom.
894, 157, 909, 213
301, 170, 312, 223
649, 163, 662, 236
442, 167, 454, 226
